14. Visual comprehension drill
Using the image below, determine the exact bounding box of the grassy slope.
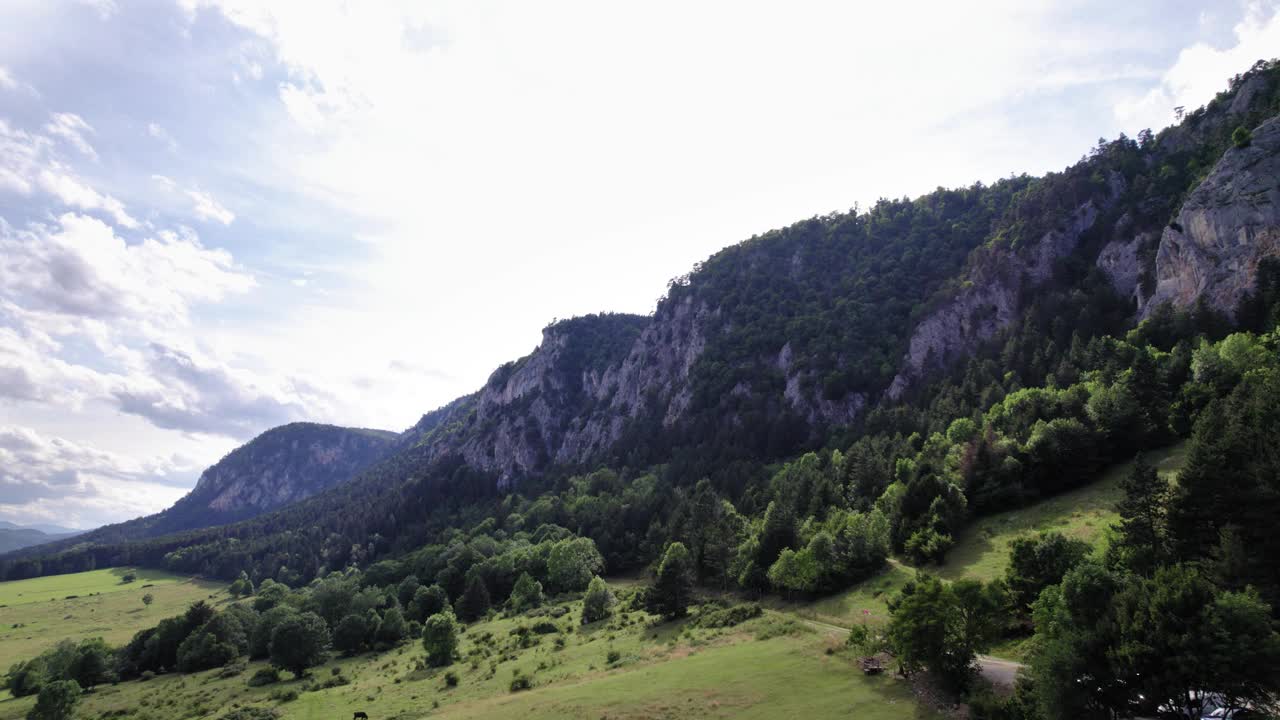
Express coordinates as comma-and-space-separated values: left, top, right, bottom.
0, 596, 938, 720
0, 448, 1189, 718
937, 442, 1187, 583
777, 443, 1189, 631
0, 568, 227, 668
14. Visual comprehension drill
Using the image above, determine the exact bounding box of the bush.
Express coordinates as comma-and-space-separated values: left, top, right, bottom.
509, 672, 532, 692
581, 576, 615, 624
444, 671, 459, 687
692, 603, 762, 628
1233, 126, 1253, 148
221, 708, 281, 720
28, 680, 80, 720
270, 688, 299, 703
422, 613, 459, 667
247, 667, 281, 687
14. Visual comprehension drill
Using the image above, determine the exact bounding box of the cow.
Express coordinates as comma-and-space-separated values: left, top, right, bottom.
353, 713, 369, 720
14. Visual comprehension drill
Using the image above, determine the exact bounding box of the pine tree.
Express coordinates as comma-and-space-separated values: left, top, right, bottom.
647, 542, 695, 619
455, 574, 491, 622
1111, 453, 1168, 575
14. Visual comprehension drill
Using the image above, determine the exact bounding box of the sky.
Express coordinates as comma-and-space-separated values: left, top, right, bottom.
0, 0, 1277, 529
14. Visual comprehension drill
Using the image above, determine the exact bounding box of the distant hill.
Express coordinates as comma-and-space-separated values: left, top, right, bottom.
7, 423, 396, 556
0, 526, 79, 554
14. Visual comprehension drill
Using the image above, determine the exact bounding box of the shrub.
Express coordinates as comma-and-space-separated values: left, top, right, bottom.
692, 603, 762, 628
1233, 126, 1253, 148
581, 576, 615, 624
444, 671, 459, 687
270, 688, 299, 703
509, 672, 532, 692
221, 708, 280, 720
247, 668, 281, 687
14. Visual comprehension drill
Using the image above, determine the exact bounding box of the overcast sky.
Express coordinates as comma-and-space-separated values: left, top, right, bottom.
0, 0, 1277, 529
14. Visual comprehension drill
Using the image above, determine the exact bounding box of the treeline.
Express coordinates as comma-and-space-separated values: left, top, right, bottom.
5, 530, 613, 697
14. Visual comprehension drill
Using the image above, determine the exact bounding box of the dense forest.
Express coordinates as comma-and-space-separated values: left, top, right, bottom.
6, 59, 1280, 720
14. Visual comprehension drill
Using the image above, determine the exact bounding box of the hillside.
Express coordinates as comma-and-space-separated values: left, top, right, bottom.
0, 528, 75, 555
5, 61, 1279, 587
10, 423, 397, 559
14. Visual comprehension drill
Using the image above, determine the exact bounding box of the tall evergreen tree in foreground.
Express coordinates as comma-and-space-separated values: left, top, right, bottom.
647, 542, 695, 619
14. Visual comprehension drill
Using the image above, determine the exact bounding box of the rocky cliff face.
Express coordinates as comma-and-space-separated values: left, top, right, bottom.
156, 423, 396, 531
1143, 116, 1280, 318
888, 196, 1108, 400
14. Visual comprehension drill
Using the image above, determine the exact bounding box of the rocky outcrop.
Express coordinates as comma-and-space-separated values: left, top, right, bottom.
1143, 116, 1280, 319
161, 423, 396, 529
888, 199, 1105, 400
402, 306, 715, 484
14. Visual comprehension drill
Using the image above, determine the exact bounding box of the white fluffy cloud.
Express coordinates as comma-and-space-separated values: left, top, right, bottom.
44, 112, 97, 160
0, 213, 252, 324
0, 118, 137, 227
1116, 2, 1280, 131
186, 188, 235, 225
0, 425, 194, 528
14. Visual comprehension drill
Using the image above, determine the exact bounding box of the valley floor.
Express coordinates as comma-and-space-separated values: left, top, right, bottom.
0, 567, 228, 669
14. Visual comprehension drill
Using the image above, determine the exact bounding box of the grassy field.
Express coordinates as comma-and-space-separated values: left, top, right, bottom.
0, 568, 227, 668
0, 593, 939, 720
0, 446, 1191, 717
936, 442, 1188, 583
771, 443, 1188, 634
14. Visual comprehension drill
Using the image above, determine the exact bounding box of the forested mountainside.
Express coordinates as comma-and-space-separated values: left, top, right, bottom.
4, 60, 1280, 604
0, 526, 77, 554
22, 423, 396, 554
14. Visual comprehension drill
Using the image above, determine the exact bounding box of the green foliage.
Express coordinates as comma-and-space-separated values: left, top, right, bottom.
246, 667, 280, 687
546, 538, 605, 593
1030, 562, 1280, 719
375, 606, 408, 647
580, 576, 615, 624
1004, 532, 1090, 614
1107, 453, 1169, 575
332, 613, 371, 656
268, 611, 329, 677
26, 679, 80, 720
456, 574, 492, 622
647, 542, 695, 619
886, 574, 1003, 691
1233, 125, 1252, 148
421, 612, 459, 667
408, 584, 450, 623
507, 572, 544, 613
691, 603, 762, 629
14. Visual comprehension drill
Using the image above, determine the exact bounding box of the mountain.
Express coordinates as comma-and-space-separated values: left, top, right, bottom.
14, 423, 397, 554
0, 526, 79, 554
5, 59, 1279, 585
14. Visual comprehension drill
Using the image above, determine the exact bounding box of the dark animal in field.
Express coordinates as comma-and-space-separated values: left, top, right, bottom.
354, 713, 369, 720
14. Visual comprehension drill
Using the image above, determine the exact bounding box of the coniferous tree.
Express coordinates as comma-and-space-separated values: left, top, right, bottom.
455, 574, 491, 622
1108, 453, 1168, 575
647, 542, 695, 619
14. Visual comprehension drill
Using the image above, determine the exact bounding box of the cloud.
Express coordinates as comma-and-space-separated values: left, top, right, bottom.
1115, 1, 1280, 131
0, 67, 16, 91
111, 343, 310, 438
0, 424, 195, 529
0, 213, 253, 324
75, 0, 119, 20
0, 118, 137, 228
147, 121, 179, 152
186, 187, 235, 225
44, 112, 98, 160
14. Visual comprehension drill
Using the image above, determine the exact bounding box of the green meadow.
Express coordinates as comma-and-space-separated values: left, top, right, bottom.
0, 594, 938, 720
0, 447, 1186, 718
0, 567, 227, 668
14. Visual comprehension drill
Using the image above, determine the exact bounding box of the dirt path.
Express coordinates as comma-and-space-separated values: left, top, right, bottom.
791, 615, 1024, 688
